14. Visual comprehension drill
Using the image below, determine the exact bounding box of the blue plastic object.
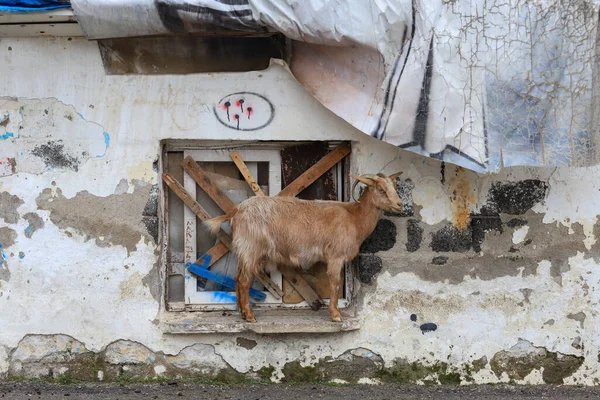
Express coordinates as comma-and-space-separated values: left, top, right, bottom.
186, 255, 266, 302
0, 1, 71, 12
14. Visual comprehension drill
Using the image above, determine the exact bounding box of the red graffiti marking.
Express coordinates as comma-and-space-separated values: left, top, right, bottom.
236, 99, 245, 113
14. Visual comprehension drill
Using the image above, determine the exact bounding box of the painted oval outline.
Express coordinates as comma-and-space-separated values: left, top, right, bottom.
213, 91, 275, 131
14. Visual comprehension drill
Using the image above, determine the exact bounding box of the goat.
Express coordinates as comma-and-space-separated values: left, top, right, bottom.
203, 172, 404, 323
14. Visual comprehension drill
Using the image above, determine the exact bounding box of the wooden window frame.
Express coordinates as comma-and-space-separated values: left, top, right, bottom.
162, 141, 353, 313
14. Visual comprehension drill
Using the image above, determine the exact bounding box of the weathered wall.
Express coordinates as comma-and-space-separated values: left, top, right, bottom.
0, 37, 599, 385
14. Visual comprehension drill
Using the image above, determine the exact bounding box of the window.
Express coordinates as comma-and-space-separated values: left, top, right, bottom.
163, 141, 352, 313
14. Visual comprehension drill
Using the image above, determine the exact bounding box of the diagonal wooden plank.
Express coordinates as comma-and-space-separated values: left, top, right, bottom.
278, 143, 351, 197
181, 156, 237, 212
162, 173, 233, 248
279, 265, 322, 311
162, 173, 232, 268
230, 151, 266, 196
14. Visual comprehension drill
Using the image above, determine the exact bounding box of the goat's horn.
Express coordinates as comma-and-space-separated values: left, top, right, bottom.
388, 171, 403, 180
351, 179, 362, 203
351, 174, 376, 185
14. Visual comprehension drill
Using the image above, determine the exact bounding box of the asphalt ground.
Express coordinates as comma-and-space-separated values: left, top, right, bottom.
2, 382, 600, 400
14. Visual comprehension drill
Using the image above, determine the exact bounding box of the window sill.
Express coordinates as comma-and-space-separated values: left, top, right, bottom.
161, 308, 360, 334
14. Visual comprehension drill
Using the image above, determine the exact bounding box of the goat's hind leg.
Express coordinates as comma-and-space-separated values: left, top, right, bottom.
237, 267, 257, 323
235, 267, 244, 319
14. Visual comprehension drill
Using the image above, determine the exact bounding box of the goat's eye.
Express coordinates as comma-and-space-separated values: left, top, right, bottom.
378, 188, 385, 194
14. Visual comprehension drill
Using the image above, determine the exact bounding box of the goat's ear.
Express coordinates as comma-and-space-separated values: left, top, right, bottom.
388, 171, 403, 180
350, 174, 375, 186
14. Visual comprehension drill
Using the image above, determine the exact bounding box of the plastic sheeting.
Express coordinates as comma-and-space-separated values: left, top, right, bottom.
0, 0, 70, 11
71, 0, 600, 173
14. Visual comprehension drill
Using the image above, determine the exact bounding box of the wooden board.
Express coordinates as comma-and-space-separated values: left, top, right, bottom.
279, 265, 322, 311
181, 156, 236, 212
162, 173, 232, 268
281, 143, 337, 201
283, 262, 343, 304
230, 151, 266, 196
278, 143, 351, 197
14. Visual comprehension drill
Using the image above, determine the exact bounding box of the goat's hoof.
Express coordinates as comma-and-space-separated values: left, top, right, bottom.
330, 312, 342, 322
246, 316, 257, 323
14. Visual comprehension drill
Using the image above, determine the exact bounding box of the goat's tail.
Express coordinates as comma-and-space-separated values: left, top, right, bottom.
202, 208, 238, 235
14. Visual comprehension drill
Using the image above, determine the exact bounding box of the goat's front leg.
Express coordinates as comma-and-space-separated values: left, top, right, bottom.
327, 259, 344, 322
237, 269, 257, 323
235, 268, 243, 318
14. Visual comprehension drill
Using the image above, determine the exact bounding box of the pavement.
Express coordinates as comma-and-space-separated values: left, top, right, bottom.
2, 382, 600, 399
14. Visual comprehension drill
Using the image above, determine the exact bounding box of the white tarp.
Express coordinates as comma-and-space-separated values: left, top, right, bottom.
72, 0, 600, 173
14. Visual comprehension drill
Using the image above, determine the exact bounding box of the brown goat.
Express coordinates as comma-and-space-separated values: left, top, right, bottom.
203, 172, 403, 322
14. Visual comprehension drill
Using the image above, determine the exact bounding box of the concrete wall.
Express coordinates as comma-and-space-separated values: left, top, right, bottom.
0, 37, 599, 385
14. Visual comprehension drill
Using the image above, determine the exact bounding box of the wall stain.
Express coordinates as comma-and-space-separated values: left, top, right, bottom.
420, 323, 438, 334
449, 167, 476, 231
507, 218, 528, 228
484, 180, 547, 215
361, 219, 396, 253
0, 227, 17, 249
431, 256, 448, 265
358, 254, 383, 284
0, 192, 24, 224
31, 140, 80, 172
36, 181, 155, 254
567, 311, 586, 328
23, 212, 44, 239
406, 219, 423, 252
430, 224, 472, 253
490, 340, 583, 384
236, 337, 257, 350
385, 178, 414, 217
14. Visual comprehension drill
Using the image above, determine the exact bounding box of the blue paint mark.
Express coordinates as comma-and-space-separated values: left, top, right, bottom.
0, 132, 14, 140
18, 252, 24, 259
20, 152, 23, 156
77, 112, 85, 119
24, 225, 34, 238
209, 291, 238, 303
185, 276, 191, 281
148, 353, 156, 363
0, 249, 7, 265
209, 291, 254, 306
96, 132, 111, 158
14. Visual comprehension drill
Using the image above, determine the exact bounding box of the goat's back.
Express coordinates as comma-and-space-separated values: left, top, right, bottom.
231, 196, 359, 267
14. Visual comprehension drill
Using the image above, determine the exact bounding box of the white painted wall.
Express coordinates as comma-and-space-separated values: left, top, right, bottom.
0, 37, 599, 384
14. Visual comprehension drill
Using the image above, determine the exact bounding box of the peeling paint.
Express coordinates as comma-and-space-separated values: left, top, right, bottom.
0, 192, 23, 224
23, 213, 43, 239
36, 182, 155, 254
0, 98, 109, 175
512, 225, 529, 244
